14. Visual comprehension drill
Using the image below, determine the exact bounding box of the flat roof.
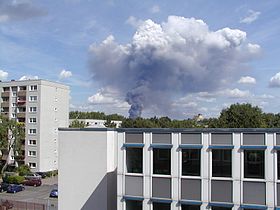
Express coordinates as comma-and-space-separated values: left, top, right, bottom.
59, 127, 280, 133
0, 79, 69, 89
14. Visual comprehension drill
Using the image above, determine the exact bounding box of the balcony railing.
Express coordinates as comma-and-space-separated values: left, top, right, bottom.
17, 112, 26, 118
18, 91, 26, 97
1, 102, 9, 108
1, 92, 10, 97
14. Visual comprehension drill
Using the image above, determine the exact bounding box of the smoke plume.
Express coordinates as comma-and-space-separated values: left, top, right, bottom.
89, 16, 260, 118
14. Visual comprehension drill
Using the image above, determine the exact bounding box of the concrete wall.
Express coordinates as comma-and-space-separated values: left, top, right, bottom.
58, 129, 117, 210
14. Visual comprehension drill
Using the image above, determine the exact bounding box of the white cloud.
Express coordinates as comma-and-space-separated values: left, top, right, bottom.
59, 69, 72, 79
269, 72, 280, 87
150, 5, 160, 14
88, 88, 129, 108
247, 43, 261, 54
125, 16, 143, 28
238, 76, 256, 84
223, 88, 251, 98
19, 75, 39, 81
240, 10, 261, 24
0, 70, 8, 80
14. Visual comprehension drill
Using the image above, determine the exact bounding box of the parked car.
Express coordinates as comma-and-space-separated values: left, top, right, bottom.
24, 173, 41, 179
0, 183, 10, 192
35, 172, 47, 178
7, 184, 25, 193
49, 189, 58, 198
23, 178, 42, 187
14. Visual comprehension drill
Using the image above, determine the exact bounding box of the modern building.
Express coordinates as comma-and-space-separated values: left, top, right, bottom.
0, 79, 69, 172
69, 119, 122, 128
58, 127, 280, 210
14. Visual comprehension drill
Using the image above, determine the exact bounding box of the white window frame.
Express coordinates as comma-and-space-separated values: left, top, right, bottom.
29, 96, 37, 102
29, 118, 37, 123
29, 162, 36, 169
29, 107, 37, 113
29, 129, 36, 134
28, 140, 37, 145
28, 150, 36, 157
29, 85, 37, 91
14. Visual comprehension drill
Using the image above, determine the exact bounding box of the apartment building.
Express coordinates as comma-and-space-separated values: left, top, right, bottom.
59, 128, 280, 210
0, 79, 69, 172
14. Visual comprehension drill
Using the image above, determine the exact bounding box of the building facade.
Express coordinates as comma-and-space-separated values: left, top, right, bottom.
69, 119, 122, 128
58, 128, 280, 210
0, 79, 69, 172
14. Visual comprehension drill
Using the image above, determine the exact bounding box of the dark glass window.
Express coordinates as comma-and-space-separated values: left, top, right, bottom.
181, 204, 200, 210
126, 148, 143, 173
244, 150, 264, 179
212, 149, 232, 177
153, 148, 171, 175
211, 207, 232, 210
182, 149, 201, 176
126, 200, 142, 210
153, 203, 170, 210
278, 151, 280, 180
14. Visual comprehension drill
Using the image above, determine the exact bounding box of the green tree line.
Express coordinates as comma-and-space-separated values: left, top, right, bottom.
70, 103, 280, 128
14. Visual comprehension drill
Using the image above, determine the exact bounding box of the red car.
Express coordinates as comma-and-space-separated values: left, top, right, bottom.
23, 178, 42, 187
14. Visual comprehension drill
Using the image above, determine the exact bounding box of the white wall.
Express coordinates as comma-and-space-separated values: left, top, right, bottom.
58, 129, 117, 210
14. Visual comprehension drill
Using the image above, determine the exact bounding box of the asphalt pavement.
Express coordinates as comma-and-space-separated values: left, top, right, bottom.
0, 177, 58, 208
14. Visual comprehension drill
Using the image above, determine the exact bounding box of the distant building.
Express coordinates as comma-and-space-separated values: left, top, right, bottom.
59, 127, 280, 210
0, 79, 69, 172
69, 119, 122, 128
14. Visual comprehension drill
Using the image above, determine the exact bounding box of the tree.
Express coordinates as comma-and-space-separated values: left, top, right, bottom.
0, 116, 25, 174
217, 103, 266, 128
69, 120, 86, 128
104, 119, 117, 128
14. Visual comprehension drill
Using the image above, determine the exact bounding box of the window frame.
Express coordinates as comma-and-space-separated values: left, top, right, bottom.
211, 149, 232, 178
182, 148, 201, 177
29, 107, 37, 113
153, 148, 171, 176
243, 149, 265, 180
126, 147, 143, 174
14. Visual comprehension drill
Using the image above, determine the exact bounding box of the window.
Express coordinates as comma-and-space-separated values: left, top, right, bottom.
244, 150, 264, 179
278, 151, 280, 180
211, 207, 232, 210
29, 96, 37, 101
54, 107, 57, 111
126, 148, 143, 173
126, 200, 142, 210
153, 148, 171, 175
11, 113, 16, 118
29, 118, 36, 123
181, 205, 200, 210
28, 140, 36, 145
28, 151, 36, 157
153, 203, 170, 210
29, 162, 36, 168
29, 107, 37, 112
29, 129, 36, 134
29, 85, 37, 91
212, 149, 232, 177
12, 92, 17, 97
182, 149, 200, 176
12, 103, 16, 107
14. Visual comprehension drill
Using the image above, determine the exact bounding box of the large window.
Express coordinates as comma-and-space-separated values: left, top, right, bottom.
126, 148, 143, 173
278, 151, 280, 180
182, 149, 200, 176
244, 150, 264, 179
126, 200, 142, 210
212, 149, 232, 177
153, 148, 171, 175
181, 205, 200, 210
153, 203, 170, 210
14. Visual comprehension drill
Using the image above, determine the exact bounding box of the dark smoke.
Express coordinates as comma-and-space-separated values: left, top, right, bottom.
89, 16, 260, 118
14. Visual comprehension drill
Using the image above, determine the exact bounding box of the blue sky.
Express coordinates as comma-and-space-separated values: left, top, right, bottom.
1, 0, 280, 118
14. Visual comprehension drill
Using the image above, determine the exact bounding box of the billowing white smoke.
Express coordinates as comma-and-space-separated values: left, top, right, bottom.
89, 16, 260, 118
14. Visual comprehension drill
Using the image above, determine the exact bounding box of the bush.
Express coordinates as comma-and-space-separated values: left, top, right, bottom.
16, 165, 31, 176
5, 175, 25, 184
